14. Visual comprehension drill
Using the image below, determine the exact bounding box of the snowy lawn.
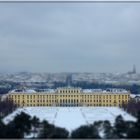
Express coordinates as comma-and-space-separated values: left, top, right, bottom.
3, 107, 136, 132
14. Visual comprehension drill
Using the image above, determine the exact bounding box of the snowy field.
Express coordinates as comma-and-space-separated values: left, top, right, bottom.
3, 107, 136, 132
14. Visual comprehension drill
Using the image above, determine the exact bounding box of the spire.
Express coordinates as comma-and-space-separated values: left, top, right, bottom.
133, 64, 136, 74
66, 74, 72, 87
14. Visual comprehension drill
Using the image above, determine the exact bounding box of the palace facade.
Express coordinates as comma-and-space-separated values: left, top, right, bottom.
6, 87, 130, 107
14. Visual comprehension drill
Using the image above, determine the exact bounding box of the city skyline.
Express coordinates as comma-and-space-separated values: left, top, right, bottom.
0, 3, 140, 73
0, 64, 137, 74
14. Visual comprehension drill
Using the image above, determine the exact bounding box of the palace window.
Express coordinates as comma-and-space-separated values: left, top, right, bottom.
125, 95, 127, 99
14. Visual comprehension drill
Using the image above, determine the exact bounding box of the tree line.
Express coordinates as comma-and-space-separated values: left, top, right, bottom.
50, 81, 140, 95
0, 99, 17, 118
122, 99, 140, 117
0, 111, 140, 139
1, 81, 140, 95
0, 112, 68, 138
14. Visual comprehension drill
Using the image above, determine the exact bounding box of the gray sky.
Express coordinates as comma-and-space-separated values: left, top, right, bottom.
0, 3, 140, 73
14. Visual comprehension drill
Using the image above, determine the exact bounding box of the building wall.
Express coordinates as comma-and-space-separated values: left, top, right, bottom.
7, 88, 130, 107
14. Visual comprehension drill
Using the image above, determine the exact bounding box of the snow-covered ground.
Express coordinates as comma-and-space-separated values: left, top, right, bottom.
3, 107, 136, 132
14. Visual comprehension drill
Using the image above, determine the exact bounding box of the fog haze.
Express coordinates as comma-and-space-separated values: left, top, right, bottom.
0, 3, 140, 73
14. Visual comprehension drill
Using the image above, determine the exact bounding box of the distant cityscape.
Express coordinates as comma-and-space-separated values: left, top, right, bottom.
0, 65, 139, 86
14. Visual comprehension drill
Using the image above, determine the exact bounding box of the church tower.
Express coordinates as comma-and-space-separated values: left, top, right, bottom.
133, 65, 136, 74
66, 74, 72, 87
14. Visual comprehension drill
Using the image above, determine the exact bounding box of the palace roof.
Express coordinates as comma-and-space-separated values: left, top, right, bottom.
9, 88, 129, 94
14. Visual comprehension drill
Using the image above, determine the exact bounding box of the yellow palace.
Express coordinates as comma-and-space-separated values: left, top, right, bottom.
6, 87, 130, 107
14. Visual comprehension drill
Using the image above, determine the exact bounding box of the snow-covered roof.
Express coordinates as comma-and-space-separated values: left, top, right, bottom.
11, 89, 36, 93
57, 87, 81, 90
130, 94, 140, 98
130, 94, 136, 98
10, 88, 128, 94
83, 88, 128, 94
83, 89, 103, 93
10, 89, 55, 94
37, 89, 55, 93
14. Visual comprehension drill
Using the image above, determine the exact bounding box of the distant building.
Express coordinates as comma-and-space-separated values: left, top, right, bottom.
133, 65, 136, 74
128, 65, 136, 75
6, 87, 130, 107
66, 74, 72, 87
130, 94, 140, 103
134, 96, 140, 102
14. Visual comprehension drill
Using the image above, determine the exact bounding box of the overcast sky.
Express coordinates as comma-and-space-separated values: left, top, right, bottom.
0, 3, 140, 73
